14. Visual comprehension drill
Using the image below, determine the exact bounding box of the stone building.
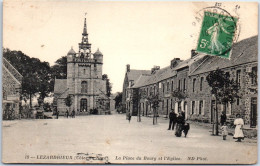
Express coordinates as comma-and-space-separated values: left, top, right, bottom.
54, 17, 108, 115
2, 57, 23, 119
122, 64, 150, 115
125, 35, 257, 127
188, 36, 258, 127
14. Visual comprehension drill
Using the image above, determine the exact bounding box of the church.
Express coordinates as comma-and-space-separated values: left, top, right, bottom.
53, 17, 109, 115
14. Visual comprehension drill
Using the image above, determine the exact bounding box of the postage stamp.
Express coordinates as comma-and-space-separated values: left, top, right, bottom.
196, 11, 238, 58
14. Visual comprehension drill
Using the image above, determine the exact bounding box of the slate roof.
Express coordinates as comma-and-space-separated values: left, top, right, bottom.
54, 79, 67, 94
190, 35, 258, 76
127, 70, 151, 81
132, 75, 151, 88
131, 36, 257, 88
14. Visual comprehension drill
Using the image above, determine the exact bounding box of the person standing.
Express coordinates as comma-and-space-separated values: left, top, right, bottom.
56, 110, 59, 119
233, 114, 244, 142
128, 112, 132, 123
66, 109, 69, 118
221, 122, 228, 140
175, 113, 184, 137
168, 110, 176, 130
220, 111, 227, 126
72, 109, 75, 118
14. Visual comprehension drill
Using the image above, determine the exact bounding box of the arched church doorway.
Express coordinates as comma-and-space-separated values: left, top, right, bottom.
80, 99, 87, 112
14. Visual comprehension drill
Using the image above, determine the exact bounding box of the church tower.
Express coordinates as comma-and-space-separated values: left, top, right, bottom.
65, 15, 106, 114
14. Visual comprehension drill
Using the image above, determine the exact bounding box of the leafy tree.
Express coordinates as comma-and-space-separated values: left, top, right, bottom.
142, 90, 161, 125
51, 56, 67, 79
64, 95, 73, 111
3, 48, 52, 107
114, 92, 122, 108
206, 68, 240, 135
102, 74, 112, 97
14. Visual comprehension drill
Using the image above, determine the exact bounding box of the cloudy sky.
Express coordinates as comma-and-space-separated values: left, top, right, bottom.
3, 1, 258, 93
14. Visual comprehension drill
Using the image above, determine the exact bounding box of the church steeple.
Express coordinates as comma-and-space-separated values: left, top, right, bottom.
79, 14, 91, 58
82, 17, 88, 37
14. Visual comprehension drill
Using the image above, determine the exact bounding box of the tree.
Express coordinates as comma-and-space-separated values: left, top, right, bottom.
64, 95, 73, 111
51, 56, 67, 79
102, 74, 112, 97
114, 92, 122, 108
3, 48, 53, 107
142, 90, 161, 125
206, 68, 240, 135
171, 89, 188, 114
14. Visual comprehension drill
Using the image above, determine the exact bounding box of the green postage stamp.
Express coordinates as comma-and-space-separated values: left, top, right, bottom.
197, 11, 238, 58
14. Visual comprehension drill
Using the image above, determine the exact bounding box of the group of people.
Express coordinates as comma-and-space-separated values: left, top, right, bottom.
168, 110, 190, 138
221, 111, 244, 142
66, 109, 76, 118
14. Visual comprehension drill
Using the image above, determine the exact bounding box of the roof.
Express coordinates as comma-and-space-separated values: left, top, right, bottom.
54, 79, 67, 94
127, 69, 150, 81
67, 48, 76, 55
190, 35, 258, 76
129, 35, 257, 88
132, 75, 151, 88
93, 48, 103, 56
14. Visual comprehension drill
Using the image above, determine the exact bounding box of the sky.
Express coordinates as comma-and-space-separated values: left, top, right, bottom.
3, 1, 258, 93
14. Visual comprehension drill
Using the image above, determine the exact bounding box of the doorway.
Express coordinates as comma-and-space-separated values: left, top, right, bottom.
250, 97, 257, 128
80, 98, 87, 112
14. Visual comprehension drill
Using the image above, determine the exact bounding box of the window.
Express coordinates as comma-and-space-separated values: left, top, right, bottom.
200, 77, 204, 91
183, 79, 186, 91
171, 99, 173, 109
178, 101, 181, 112
192, 101, 195, 114
83, 69, 86, 75
81, 81, 88, 93
193, 78, 196, 92
236, 70, 241, 87
199, 100, 203, 114
154, 86, 156, 95
225, 72, 230, 78
251, 66, 257, 85
184, 101, 187, 111
150, 87, 153, 95
162, 83, 165, 94
171, 81, 174, 91
237, 98, 240, 105
167, 82, 169, 91
178, 80, 181, 90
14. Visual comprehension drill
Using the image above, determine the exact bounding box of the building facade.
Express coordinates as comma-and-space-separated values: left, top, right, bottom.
2, 57, 23, 119
124, 36, 257, 127
54, 17, 108, 115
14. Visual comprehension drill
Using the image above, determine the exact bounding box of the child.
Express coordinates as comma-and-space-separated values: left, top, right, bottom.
182, 121, 190, 137
221, 122, 228, 140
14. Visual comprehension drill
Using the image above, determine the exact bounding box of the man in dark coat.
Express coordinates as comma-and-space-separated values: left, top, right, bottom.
56, 110, 59, 119
220, 111, 227, 126
168, 110, 177, 130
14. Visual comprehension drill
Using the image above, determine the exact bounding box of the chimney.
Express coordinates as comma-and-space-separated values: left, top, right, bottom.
126, 64, 130, 72
151, 65, 160, 74
170, 58, 181, 68
191, 49, 198, 58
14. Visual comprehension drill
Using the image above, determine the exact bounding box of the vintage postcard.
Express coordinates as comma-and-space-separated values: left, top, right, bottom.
2, 1, 258, 164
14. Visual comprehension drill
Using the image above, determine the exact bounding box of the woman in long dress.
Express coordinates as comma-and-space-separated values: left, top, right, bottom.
233, 114, 244, 142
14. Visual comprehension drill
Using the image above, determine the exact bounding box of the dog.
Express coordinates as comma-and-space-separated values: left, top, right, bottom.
182, 122, 190, 137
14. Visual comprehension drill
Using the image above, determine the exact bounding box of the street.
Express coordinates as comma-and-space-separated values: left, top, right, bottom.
2, 113, 257, 164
